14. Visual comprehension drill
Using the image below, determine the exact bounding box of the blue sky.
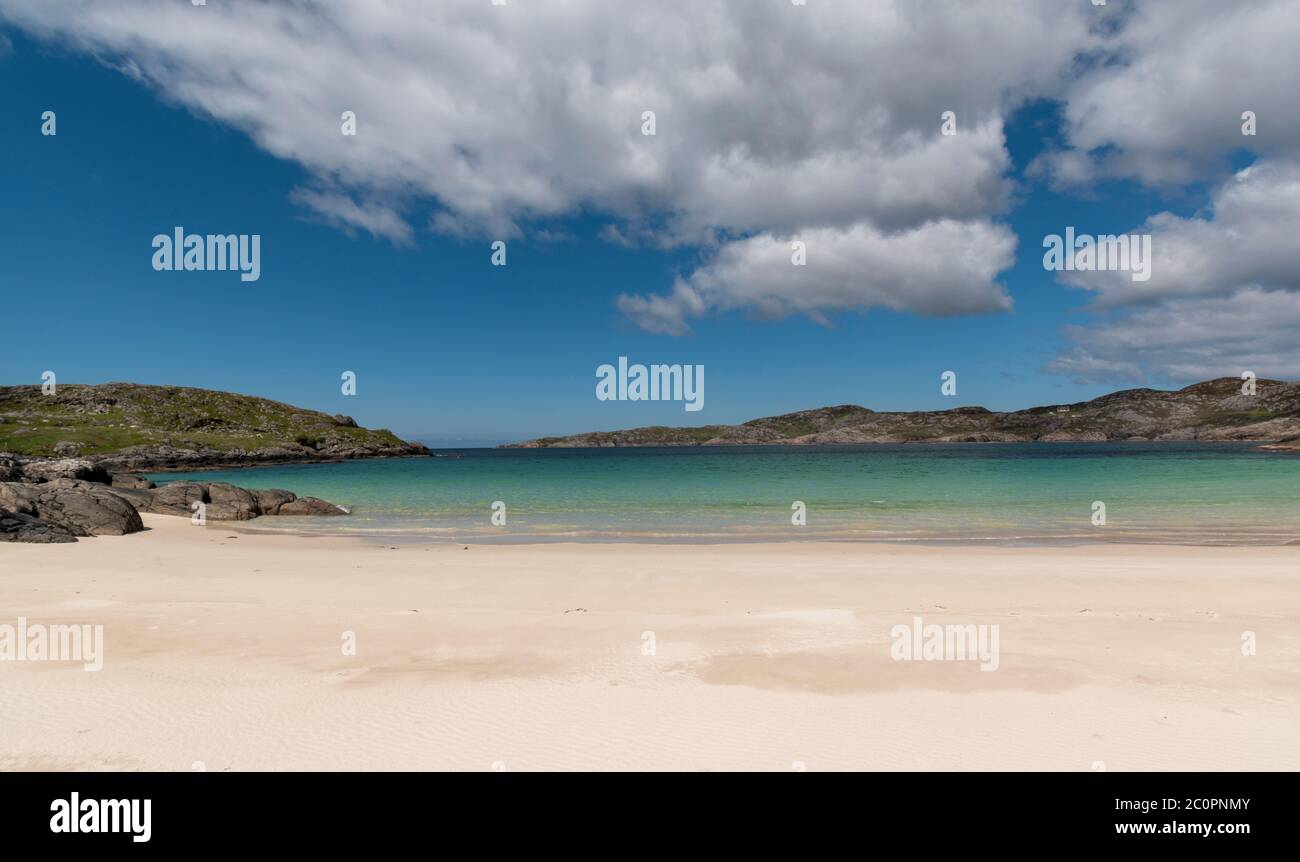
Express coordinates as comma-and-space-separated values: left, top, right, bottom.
1, 2, 1294, 445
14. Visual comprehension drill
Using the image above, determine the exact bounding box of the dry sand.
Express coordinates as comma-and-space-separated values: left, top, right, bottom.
1, 514, 1297, 771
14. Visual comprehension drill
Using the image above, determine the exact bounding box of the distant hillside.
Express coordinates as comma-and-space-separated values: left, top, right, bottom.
507, 378, 1300, 448
0, 383, 428, 470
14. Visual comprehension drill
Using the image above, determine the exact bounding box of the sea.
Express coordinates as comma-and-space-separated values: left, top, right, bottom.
144, 442, 1300, 546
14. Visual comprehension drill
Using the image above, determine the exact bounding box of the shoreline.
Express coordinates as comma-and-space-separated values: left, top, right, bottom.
114, 452, 434, 474
2, 514, 1297, 771
505, 438, 1298, 450
209, 518, 1300, 549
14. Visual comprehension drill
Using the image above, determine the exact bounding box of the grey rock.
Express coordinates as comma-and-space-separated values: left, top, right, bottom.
0, 508, 78, 543
125, 482, 346, 520
251, 488, 296, 515
104, 486, 155, 510
0, 456, 21, 483
203, 501, 257, 521
149, 481, 207, 515
19, 458, 111, 484
111, 473, 156, 490
276, 496, 348, 516
204, 482, 260, 519
0, 480, 143, 536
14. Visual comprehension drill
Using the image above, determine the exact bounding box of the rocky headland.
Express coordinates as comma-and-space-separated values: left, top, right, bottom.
508, 377, 1300, 449
0, 382, 428, 470
0, 382, 427, 543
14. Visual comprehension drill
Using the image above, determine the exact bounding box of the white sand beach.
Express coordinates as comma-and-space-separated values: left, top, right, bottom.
1, 514, 1297, 771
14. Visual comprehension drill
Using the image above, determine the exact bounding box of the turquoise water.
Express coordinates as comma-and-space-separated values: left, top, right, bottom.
148, 443, 1300, 545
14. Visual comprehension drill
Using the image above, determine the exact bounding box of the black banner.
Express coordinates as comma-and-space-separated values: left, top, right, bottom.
0, 772, 1281, 848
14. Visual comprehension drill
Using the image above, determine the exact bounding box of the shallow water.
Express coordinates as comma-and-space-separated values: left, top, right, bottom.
149, 442, 1300, 546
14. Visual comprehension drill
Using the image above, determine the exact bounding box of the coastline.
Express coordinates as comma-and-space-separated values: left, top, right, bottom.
133, 452, 434, 473
2, 514, 1296, 771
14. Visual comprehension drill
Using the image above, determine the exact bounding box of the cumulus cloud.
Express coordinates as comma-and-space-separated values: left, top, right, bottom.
1057, 162, 1300, 305
1051, 288, 1300, 383
0, 0, 1091, 236
619, 220, 1016, 335
0, 0, 1098, 330
18, 0, 1289, 346
1050, 162, 1300, 382
1037, 0, 1300, 188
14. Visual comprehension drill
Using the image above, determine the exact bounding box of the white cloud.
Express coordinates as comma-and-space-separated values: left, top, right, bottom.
0, 0, 1092, 237
289, 188, 414, 246
1050, 162, 1300, 382
1057, 162, 1300, 305
619, 220, 1016, 335
18, 0, 1291, 348
1038, 0, 1300, 188
0, 0, 1098, 330
1051, 288, 1300, 383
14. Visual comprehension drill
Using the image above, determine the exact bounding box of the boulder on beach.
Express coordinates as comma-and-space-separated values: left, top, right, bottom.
204, 482, 261, 520
0, 455, 351, 542
252, 488, 297, 515
277, 496, 348, 516
0, 507, 78, 543
147, 481, 207, 515
0, 479, 144, 536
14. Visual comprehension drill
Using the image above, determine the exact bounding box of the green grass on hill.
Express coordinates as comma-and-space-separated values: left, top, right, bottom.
0, 383, 411, 457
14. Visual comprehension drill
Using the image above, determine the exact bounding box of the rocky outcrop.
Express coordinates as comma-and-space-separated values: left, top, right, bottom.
110, 474, 155, 489
92, 440, 426, 473
0, 456, 351, 543
124, 480, 346, 520
18, 457, 111, 484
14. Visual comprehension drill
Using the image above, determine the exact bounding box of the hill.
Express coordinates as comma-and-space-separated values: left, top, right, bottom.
507, 377, 1300, 448
0, 383, 427, 470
